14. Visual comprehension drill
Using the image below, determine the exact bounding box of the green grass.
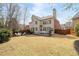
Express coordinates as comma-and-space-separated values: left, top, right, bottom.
0, 34, 78, 56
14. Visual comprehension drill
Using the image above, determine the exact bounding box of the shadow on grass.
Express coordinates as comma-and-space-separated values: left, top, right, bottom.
11, 34, 77, 39
34, 34, 77, 39
0, 38, 10, 44
23, 34, 77, 39
74, 40, 79, 55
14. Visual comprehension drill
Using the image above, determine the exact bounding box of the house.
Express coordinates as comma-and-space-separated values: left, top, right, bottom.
61, 22, 72, 30
71, 12, 79, 34
29, 8, 61, 34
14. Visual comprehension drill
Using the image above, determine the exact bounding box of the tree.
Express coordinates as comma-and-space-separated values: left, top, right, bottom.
0, 4, 4, 28
75, 23, 79, 36
64, 3, 79, 12
23, 7, 27, 29
4, 4, 20, 30
0, 4, 2, 16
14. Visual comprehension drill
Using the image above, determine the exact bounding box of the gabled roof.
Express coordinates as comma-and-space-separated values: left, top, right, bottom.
72, 12, 79, 20
32, 15, 53, 21
41, 15, 53, 20
32, 15, 41, 20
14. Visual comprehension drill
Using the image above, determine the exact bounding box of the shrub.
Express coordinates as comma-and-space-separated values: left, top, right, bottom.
30, 30, 34, 34
15, 29, 20, 33
26, 30, 34, 34
75, 23, 79, 36
0, 28, 11, 43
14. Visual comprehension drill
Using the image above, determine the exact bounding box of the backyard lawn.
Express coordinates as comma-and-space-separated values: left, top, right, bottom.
0, 34, 79, 56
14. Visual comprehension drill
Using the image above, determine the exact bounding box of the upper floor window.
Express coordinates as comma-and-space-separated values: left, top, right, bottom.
49, 20, 51, 24
43, 21, 46, 24
43, 20, 51, 25
35, 21, 37, 24
36, 27, 38, 31
43, 21, 45, 24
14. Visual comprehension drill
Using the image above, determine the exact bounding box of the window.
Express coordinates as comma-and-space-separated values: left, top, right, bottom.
40, 25, 42, 27
40, 27, 42, 31
47, 27, 49, 31
43, 21, 47, 24
43, 21, 44, 24
35, 21, 37, 24
49, 20, 51, 24
31, 28, 34, 32
43, 27, 45, 31
36, 27, 38, 31
45, 21, 46, 24
45, 27, 46, 31
47, 27, 51, 31
43, 27, 46, 31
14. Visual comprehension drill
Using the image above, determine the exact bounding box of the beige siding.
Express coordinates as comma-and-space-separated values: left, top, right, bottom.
72, 19, 79, 35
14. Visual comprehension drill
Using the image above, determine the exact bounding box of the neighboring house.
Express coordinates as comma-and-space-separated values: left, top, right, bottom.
61, 22, 72, 30
72, 12, 79, 34
29, 8, 61, 34
61, 24, 66, 30
65, 22, 72, 29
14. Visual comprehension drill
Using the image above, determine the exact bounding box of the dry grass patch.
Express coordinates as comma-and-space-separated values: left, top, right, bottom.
0, 34, 78, 56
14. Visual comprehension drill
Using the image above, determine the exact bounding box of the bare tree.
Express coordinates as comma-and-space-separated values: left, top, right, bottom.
64, 3, 79, 12
0, 4, 4, 28
0, 4, 2, 17
4, 3, 20, 30
23, 7, 27, 29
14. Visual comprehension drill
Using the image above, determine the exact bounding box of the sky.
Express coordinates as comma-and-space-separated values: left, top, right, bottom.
18, 3, 79, 25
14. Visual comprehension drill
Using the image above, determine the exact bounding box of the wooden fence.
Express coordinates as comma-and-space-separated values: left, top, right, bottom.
55, 29, 71, 35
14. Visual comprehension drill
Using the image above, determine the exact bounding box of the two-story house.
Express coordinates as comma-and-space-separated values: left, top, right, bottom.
29, 8, 61, 34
